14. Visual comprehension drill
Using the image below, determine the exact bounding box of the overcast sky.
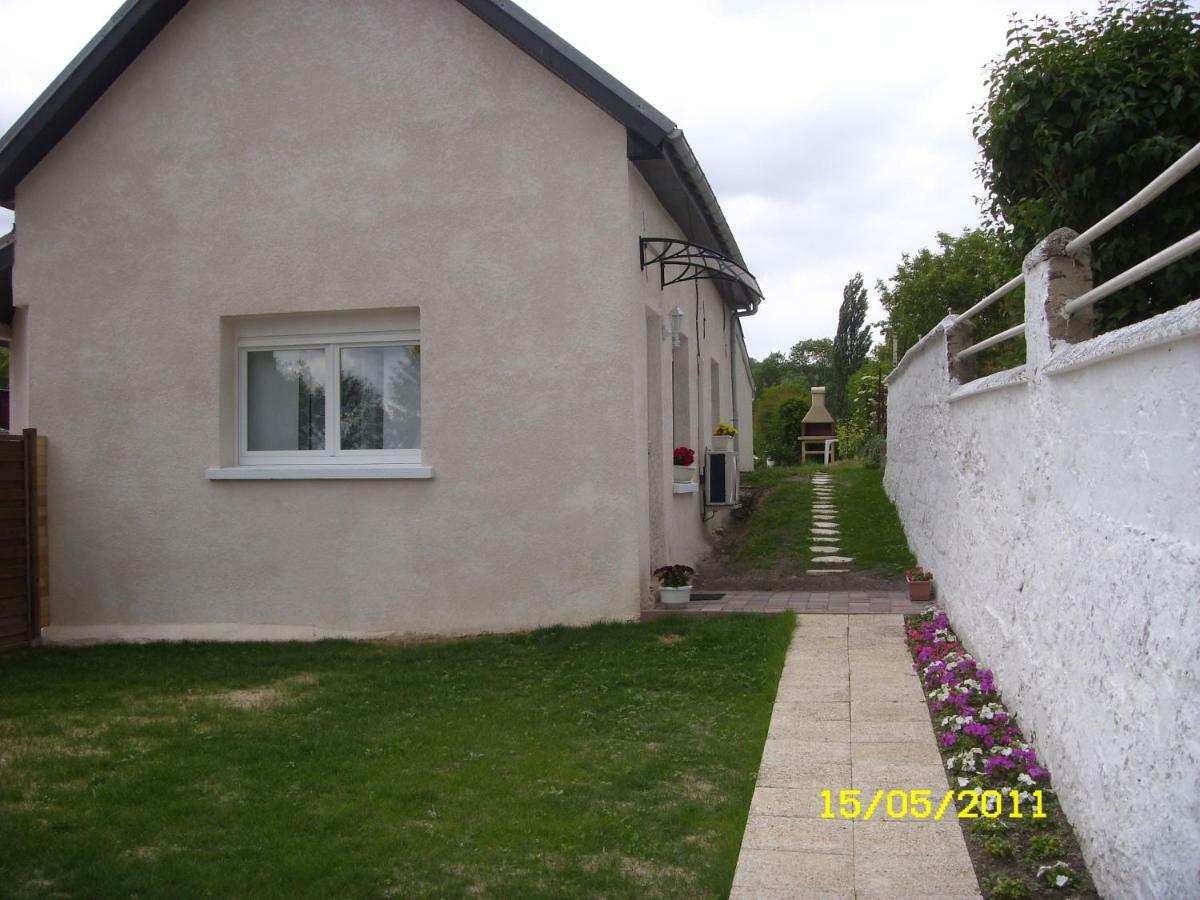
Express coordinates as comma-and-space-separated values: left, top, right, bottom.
0, 0, 1111, 357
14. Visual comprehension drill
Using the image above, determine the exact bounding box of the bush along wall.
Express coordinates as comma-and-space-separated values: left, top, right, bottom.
906, 610, 1099, 899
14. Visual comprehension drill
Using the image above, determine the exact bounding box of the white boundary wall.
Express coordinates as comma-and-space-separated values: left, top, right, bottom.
885, 230, 1200, 899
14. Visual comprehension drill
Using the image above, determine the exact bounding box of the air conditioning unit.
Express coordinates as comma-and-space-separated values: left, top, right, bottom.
705, 449, 739, 506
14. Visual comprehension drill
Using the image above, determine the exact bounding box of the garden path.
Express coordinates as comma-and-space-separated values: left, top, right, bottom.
807, 472, 854, 575
730, 614, 981, 899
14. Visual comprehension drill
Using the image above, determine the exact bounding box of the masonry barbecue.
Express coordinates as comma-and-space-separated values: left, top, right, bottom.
799, 386, 836, 463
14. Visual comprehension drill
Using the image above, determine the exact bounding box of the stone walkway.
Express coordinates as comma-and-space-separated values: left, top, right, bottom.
730, 614, 980, 899
641, 590, 915, 619
808, 472, 853, 575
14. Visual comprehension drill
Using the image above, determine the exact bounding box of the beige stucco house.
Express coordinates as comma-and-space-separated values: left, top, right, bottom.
0, 0, 763, 641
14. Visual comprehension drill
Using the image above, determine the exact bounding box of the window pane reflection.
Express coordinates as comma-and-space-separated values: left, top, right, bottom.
339, 345, 421, 450
246, 349, 326, 451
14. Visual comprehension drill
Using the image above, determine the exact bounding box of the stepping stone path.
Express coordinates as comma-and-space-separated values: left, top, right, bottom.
807, 473, 852, 576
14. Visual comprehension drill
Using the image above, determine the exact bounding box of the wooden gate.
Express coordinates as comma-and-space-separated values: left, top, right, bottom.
0, 429, 43, 649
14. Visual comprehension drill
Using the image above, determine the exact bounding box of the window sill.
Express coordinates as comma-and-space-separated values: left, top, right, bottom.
206, 465, 434, 480
672, 482, 699, 494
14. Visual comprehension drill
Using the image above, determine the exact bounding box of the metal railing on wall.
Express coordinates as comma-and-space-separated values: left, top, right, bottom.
952, 142, 1200, 363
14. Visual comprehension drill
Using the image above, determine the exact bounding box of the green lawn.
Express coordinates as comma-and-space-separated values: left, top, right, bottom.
736, 462, 915, 577
0, 615, 794, 899
826, 462, 917, 575
734, 468, 813, 567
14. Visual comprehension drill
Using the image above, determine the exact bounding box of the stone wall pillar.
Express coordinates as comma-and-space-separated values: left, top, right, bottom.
1023, 227, 1095, 370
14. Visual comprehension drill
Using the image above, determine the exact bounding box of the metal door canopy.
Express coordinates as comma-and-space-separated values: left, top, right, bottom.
639, 237, 763, 308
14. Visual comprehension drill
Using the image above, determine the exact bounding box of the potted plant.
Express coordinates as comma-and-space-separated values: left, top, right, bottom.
906, 566, 934, 602
654, 564, 695, 608
712, 423, 737, 451
673, 446, 696, 483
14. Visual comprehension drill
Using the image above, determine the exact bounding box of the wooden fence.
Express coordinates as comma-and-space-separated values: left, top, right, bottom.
0, 429, 47, 649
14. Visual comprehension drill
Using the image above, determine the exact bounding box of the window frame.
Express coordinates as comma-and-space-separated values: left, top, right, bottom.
237, 328, 421, 467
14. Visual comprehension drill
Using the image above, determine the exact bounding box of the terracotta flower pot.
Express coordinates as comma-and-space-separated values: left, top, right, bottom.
907, 576, 933, 602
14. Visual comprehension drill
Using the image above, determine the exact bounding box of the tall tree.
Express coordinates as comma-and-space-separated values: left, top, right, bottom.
749, 351, 793, 390
975, 0, 1200, 331
752, 383, 810, 465
878, 229, 1023, 371
786, 338, 834, 388
828, 274, 873, 419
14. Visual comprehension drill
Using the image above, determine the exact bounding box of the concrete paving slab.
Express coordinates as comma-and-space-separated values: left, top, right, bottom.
761, 739, 852, 766
772, 701, 851, 722
798, 615, 849, 632
756, 759, 851, 791
749, 786, 842, 820
851, 701, 932, 723
780, 657, 850, 676
850, 679, 926, 704
769, 719, 852, 743
787, 635, 849, 652
851, 721, 938, 744
849, 617, 905, 635
849, 654, 917, 672
853, 852, 979, 899
849, 660, 921, 678
853, 819, 971, 857
776, 682, 850, 703
851, 741, 943, 767
742, 814, 853, 855
852, 762, 952, 796
731, 850, 854, 899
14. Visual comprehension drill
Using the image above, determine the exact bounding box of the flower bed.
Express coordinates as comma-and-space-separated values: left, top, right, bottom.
906, 609, 1099, 899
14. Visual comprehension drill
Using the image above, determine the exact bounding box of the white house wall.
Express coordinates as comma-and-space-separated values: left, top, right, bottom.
624, 166, 751, 579
12, 0, 680, 639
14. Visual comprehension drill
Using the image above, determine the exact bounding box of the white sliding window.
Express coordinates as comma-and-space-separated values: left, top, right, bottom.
238, 331, 420, 466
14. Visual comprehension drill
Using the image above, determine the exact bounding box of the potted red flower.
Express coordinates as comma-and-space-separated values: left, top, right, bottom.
654, 564, 696, 608
906, 566, 934, 602
673, 446, 696, 484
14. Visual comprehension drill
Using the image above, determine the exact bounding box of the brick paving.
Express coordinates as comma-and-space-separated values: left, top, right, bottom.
641, 590, 919, 620
729, 614, 980, 899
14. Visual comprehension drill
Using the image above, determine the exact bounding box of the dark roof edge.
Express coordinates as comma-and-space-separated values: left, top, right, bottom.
455, 0, 675, 146
1, 231, 14, 326
0, 0, 189, 207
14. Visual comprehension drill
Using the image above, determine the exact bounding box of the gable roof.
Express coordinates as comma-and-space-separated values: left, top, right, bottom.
0, 0, 760, 311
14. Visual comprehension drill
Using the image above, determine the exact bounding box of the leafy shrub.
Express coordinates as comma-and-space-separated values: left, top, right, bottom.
984, 836, 1015, 859
1036, 861, 1077, 889
861, 433, 885, 469
1028, 835, 1063, 860
970, 819, 1006, 837
988, 878, 1032, 900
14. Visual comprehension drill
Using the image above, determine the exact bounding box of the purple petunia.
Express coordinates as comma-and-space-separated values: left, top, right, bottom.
906, 608, 1054, 794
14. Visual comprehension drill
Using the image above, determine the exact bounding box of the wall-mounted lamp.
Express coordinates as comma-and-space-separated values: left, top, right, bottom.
669, 305, 685, 348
